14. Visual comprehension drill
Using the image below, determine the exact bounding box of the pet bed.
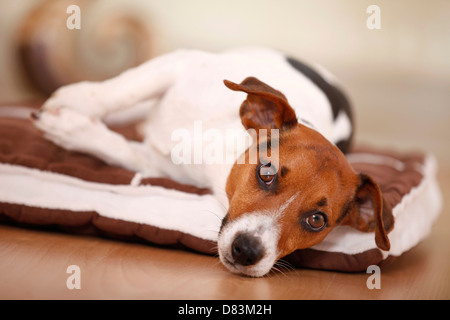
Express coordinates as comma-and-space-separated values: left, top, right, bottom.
0, 103, 442, 272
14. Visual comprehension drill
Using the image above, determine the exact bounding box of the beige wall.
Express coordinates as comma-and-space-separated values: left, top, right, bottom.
143, 0, 450, 80
99, 0, 450, 81
1, 0, 449, 96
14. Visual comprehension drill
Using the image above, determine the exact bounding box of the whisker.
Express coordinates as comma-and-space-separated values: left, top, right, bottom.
270, 266, 287, 279
199, 209, 225, 222
275, 261, 292, 272
210, 245, 219, 254
210, 186, 230, 212
198, 208, 225, 238
277, 259, 294, 269
274, 259, 298, 276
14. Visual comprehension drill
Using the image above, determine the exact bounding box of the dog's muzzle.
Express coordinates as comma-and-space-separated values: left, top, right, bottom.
218, 213, 280, 277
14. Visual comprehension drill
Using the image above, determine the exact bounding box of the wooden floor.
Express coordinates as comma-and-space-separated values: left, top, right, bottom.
0, 75, 449, 300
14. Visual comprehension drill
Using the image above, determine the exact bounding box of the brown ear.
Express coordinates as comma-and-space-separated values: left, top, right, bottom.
224, 77, 297, 131
342, 173, 394, 251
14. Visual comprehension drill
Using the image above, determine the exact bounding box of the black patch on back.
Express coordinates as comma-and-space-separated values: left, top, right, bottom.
285, 57, 354, 154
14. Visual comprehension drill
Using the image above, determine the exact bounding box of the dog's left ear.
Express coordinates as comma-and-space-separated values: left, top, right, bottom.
342, 173, 395, 251
224, 77, 297, 131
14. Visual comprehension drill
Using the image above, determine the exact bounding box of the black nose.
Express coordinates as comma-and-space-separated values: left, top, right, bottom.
231, 233, 264, 266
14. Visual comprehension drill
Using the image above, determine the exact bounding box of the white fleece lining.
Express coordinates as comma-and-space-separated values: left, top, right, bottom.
0, 163, 226, 242
0, 153, 442, 258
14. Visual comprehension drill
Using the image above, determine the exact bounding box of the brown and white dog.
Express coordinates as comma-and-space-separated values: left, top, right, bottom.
31, 47, 394, 277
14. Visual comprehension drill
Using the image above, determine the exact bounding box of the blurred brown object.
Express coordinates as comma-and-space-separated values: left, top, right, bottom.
17, 0, 154, 97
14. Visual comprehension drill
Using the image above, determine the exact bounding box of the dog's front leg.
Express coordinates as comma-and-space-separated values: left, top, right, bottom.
32, 107, 159, 176
32, 50, 194, 175
41, 49, 189, 119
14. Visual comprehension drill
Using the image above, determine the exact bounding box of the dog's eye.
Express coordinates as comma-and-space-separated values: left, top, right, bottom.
302, 211, 328, 232
258, 163, 276, 184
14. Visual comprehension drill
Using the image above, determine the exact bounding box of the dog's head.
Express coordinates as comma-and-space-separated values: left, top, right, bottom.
218, 77, 394, 277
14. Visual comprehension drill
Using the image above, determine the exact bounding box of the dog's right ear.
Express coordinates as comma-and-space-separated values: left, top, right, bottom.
224, 77, 298, 131
341, 173, 395, 251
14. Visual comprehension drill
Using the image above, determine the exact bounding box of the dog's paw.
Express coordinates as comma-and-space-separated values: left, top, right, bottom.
31, 107, 157, 174
32, 107, 100, 151
42, 81, 105, 118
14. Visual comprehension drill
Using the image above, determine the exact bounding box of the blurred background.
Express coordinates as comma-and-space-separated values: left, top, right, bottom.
0, 0, 449, 163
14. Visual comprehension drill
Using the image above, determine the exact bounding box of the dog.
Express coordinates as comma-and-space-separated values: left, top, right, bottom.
31, 47, 394, 277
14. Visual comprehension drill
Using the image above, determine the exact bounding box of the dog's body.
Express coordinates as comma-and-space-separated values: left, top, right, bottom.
33, 47, 393, 277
